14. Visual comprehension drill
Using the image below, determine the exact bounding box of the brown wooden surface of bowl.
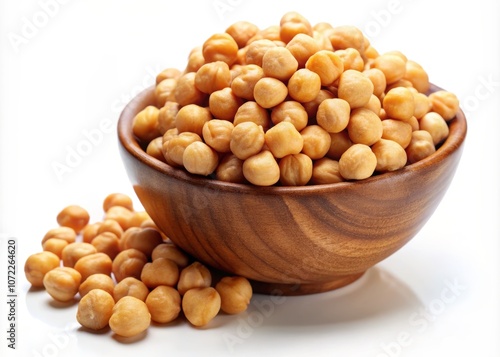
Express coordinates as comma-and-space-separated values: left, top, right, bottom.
117, 85, 467, 295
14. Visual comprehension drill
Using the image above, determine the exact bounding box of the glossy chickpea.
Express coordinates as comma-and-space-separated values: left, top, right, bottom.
43, 267, 81, 302
112, 249, 148, 283
371, 139, 407, 172
230, 122, 265, 160
253, 77, 288, 108
215, 276, 253, 314
271, 101, 308, 131
403, 60, 430, 93
265, 121, 304, 158
335, 48, 364, 72
381, 119, 413, 149
372, 54, 406, 84
209, 87, 243, 121
182, 287, 221, 327
177, 262, 212, 295
151, 243, 190, 268
338, 69, 374, 108
146, 286, 181, 324
233, 101, 271, 130
202, 33, 239, 66
175, 104, 212, 136
104, 205, 135, 230
225, 21, 260, 48
141, 258, 180, 289
316, 98, 350, 133
302, 89, 335, 119
61, 242, 96, 268
96, 219, 123, 239
328, 25, 365, 54
279, 153, 313, 186
412, 91, 432, 119
311, 158, 344, 184
174, 72, 206, 107
81, 223, 101, 244
347, 108, 383, 146
132, 106, 161, 144
286, 33, 320, 67
42, 227, 76, 245
363, 68, 387, 99
406, 130, 436, 164
155, 78, 177, 107
327, 130, 353, 160
428, 90, 459, 121
301, 125, 331, 160
215, 154, 246, 183
109, 296, 151, 337
183, 141, 219, 176
195, 61, 231, 94
74, 253, 112, 281
78, 273, 115, 298
56, 205, 89, 233
202, 119, 234, 153
164, 132, 202, 167
91, 232, 120, 260
103, 193, 134, 212
24, 251, 60, 288
288, 68, 321, 103
339, 144, 377, 180
113, 277, 149, 302
77, 289, 115, 330
42, 238, 68, 258
305, 50, 343, 86
156, 67, 181, 85
230, 64, 265, 100
245, 39, 276, 67
146, 137, 165, 163
157, 101, 179, 135
242, 151, 280, 186
262, 47, 298, 81
185, 46, 205, 73
419, 112, 450, 145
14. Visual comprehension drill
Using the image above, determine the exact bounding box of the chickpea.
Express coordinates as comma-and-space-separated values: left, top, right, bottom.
202, 33, 239, 66
230, 122, 265, 160
182, 287, 221, 327
428, 90, 460, 121
164, 132, 202, 167
347, 108, 383, 146
386, 79, 414, 92
141, 258, 180, 289
112, 249, 148, 283
174, 72, 206, 107
383, 87, 415, 121
311, 158, 344, 184
151, 243, 190, 268
132, 106, 161, 144
371, 139, 407, 172
262, 47, 298, 81
113, 277, 149, 302
183, 141, 219, 176
363, 68, 387, 99
146, 286, 182, 324
61, 242, 97, 268
242, 150, 280, 186
177, 262, 212, 295
43, 267, 81, 302
77, 289, 115, 330
364, 45, 380, 60
103, 193, 134, 212
335, 48, 364, 72
328, 25, 365, 54
185, 46, 205, 73
215, 276, 252, 315
412, 92, 432, 119
78, 273, 115, 298
287, 68, 321, 103
175, 104, 212, 136
202, 119, 234, 153
381, 119, 413, 149
302, 89, 335, 119
56, 205, 89, 233
225, 21, 260, 48
406, 130, 436, 164
157, 101, 179, 135
233, 101, 271, 131
406, 116, 420, 131
286, 33, 320, 68
104, 205, 135, 230
313, 30, 334, 51
364, 94, 382, 115
96, 219, 123, 239
372, 54, 406, 84
245, 39, 276, 67
403, 60, 430, 93
230, 64, 265, 100
209, 88, 243, 121
316, 98, 350, 133
215, 154, 246, 183
81, 223, 101, 243
253, 77, 288, 109
265, 121, 304, 158
91, 232, 120, 260
338, 69, 374, 108
305, 50, 343, 86
301, 125, 331, 160
339, 144, 377, 180
195, 61, 231, 94
109, 296, 151, 337
247, 25, 281, 44
128, 211, 152, 229
155, 67, 181, 85
327, 130, 353, 160
279, 153, 313, 186
146, 137, 165, 163
24, 251, 60, 288
155, 78, 177, 107
42, 238, 68, 258
42, 227, 76, 245
74, 253, 113, 281
271, 101, 308, 131
419, 112, 450, 145
279, 11, 313, 44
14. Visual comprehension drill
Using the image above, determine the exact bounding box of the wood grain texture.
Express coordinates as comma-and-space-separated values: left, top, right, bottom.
118, 85, 467, 295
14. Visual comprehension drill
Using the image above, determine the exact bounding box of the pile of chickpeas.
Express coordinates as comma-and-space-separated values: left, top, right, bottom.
133, 11, 460, 186
24, 193, 253, 337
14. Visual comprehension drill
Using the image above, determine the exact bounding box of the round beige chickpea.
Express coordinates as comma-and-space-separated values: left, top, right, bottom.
328, 25, 365, 53
381, 119, 413, 149
215, 154, 246, 183
147, 137, 166, 163
347, 108, 383, 146
302, 89, 335, 119
24, 251, 60, 288
230, 64, 265, 100
419, 112, 450, 145
279, 11, 313, 44
78, 273, 115, 298
372, 54, 407, 84
175, 104, 212, 137
253, 77, 288, 109
406, 130, 436, 164
279, 153, 313, 186
242, 151, 280, 186
151, 243, 190, 268
91, 231, 121, 260
412, 91, 432, 119
195, 61, 232, 94
81, 223, 101, 244
225, 21, 260, 48
262, 47, 298, 81
215, 276, 253, 315
233, 101, 271, 131
363, 68, 387, 99
311, 158, 344, 185
61, 242, 97, 268
335, 48, 364, 72
155, 78, 177, 108
305, 50, 344, 86
140, 258, 180, 289
120, 227, 164, 259
371, 139, 408, 172
271, 101, 308, 132
316, 98, 351, 133
164, 132, 203, 167
103, 193, 134, 212
428, 90, 460, 121
132, 106, 161, 144
338, 69, 374, 109
56, 205, 90, 233
265, 121, 304, 159
113, 277, 150, 302
146, 286, 182, 324
96, 219, 123, 239
202, 119, 234, 153
109, 296, 151, 337
383, 87, 415, 121
202, 33, 239, 66
403, 60, 430, 93
74, 252, 113, 282
339, 144, 377, 180
285, 33, 320, 68
77, 289, 115, 330
287, 68, 321, 103
112, 249, 148, 283
230, 122, 265, 160
183, 141, 219, 176
158, 101, 179, 135
182, 287, 221, 327
174, 72, 206, 107
300, 125, 332, 160
209, 87, 243, 121
177, 262, 212, 295
245, 39, 277, 67
42, 227, 76, 245
42, 238, 68, 258
43, 267, 81, 302
326, 130, 353, 161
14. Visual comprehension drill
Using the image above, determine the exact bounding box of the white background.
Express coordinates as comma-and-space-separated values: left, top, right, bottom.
1, 0, 499, 356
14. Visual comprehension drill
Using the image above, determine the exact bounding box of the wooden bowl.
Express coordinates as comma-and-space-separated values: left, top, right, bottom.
117, 85, 467, 295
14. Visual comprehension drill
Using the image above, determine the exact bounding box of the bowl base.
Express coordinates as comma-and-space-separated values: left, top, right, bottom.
249, 272, 366, 296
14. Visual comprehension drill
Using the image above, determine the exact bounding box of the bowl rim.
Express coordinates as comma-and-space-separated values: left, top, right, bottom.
118, 83, 467, 195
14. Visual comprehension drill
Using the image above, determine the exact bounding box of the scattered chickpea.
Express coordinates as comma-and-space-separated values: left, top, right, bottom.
104, 205, 135, 231
372, 53, 407, 84
103, 193, 134, 212
151, 243, 190, 268
225, 21, 259, 48
113, 277, 149, 302
112, 249, 148, 283
74, 252, 113, 281
78, 273, 115, 298
96, 219, 123, 239
305, 50, 343, 86
215, 276, 253, 315
61, 242, 97, 268
56, 205, 90, 233
42, 238, 68, 258
120, 227, 165, 258
109, 296, 151, 337
140, 257, 180, 289
42, 227, 76, 245
146, 286, 182, 324
77, 289, 115, 330
24, 251, 60, 288
182, 287, 221, 327
177, 262, 212, 295
81, 223, 102, 243
43, 267, 81, 302
286, 33, 320, 68
91, 232, 121, 260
